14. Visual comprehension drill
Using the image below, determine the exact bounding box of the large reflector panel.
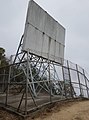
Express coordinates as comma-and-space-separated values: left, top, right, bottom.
22, 0, 65, 64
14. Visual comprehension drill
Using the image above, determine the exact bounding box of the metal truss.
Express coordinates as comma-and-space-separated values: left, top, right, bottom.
3, 35, 64, 115
0, 35, 89, 116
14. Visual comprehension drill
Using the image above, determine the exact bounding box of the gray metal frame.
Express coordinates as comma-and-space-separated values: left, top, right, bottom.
0, 36, 89, 116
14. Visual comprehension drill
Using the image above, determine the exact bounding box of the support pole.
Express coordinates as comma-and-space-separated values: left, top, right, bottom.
25, 51, 29, 115
29, 60, 37, 97
13, 35, 24, 64
76, 64, 82, 97
48, 61, 52, 103
62, 66, 67, 98
83, 69, 89, 98
67, 60, 73, 98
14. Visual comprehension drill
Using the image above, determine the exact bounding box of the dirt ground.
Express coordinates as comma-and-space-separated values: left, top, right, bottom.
0, 100, 89, 120
30, 100, 89, 120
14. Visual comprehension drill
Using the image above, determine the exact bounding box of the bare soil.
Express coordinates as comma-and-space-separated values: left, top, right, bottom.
0, 99, 89, 120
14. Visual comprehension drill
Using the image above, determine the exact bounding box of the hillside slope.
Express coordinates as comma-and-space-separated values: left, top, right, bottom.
32, 100, 89, 120
0, 99, 89, 120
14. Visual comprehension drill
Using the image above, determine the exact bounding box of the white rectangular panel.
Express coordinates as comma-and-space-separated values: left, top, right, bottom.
60, 45, 64, 58
26, 0, 45, 32
41, 34, 49, 58
49, 39, 55, 61
34, 29, 43, 56
23, 24, 36, 52
22, 0, 65, 64
44, 13, 57, 40
55, 42, 60, 63
56, 22, 65, 45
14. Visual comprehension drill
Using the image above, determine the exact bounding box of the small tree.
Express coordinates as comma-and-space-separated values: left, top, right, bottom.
0, 47, 9, 67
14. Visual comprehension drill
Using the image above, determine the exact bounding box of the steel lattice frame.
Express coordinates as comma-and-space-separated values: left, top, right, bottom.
0, 35, 89, 116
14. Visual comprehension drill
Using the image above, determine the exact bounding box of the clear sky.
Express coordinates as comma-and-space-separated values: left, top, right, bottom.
0, 0, 89, 72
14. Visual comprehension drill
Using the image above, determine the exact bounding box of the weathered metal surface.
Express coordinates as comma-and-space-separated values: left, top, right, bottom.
22, 0, 65, 64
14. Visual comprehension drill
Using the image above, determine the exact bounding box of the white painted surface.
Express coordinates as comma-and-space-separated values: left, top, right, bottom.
22, 0, 65, 64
